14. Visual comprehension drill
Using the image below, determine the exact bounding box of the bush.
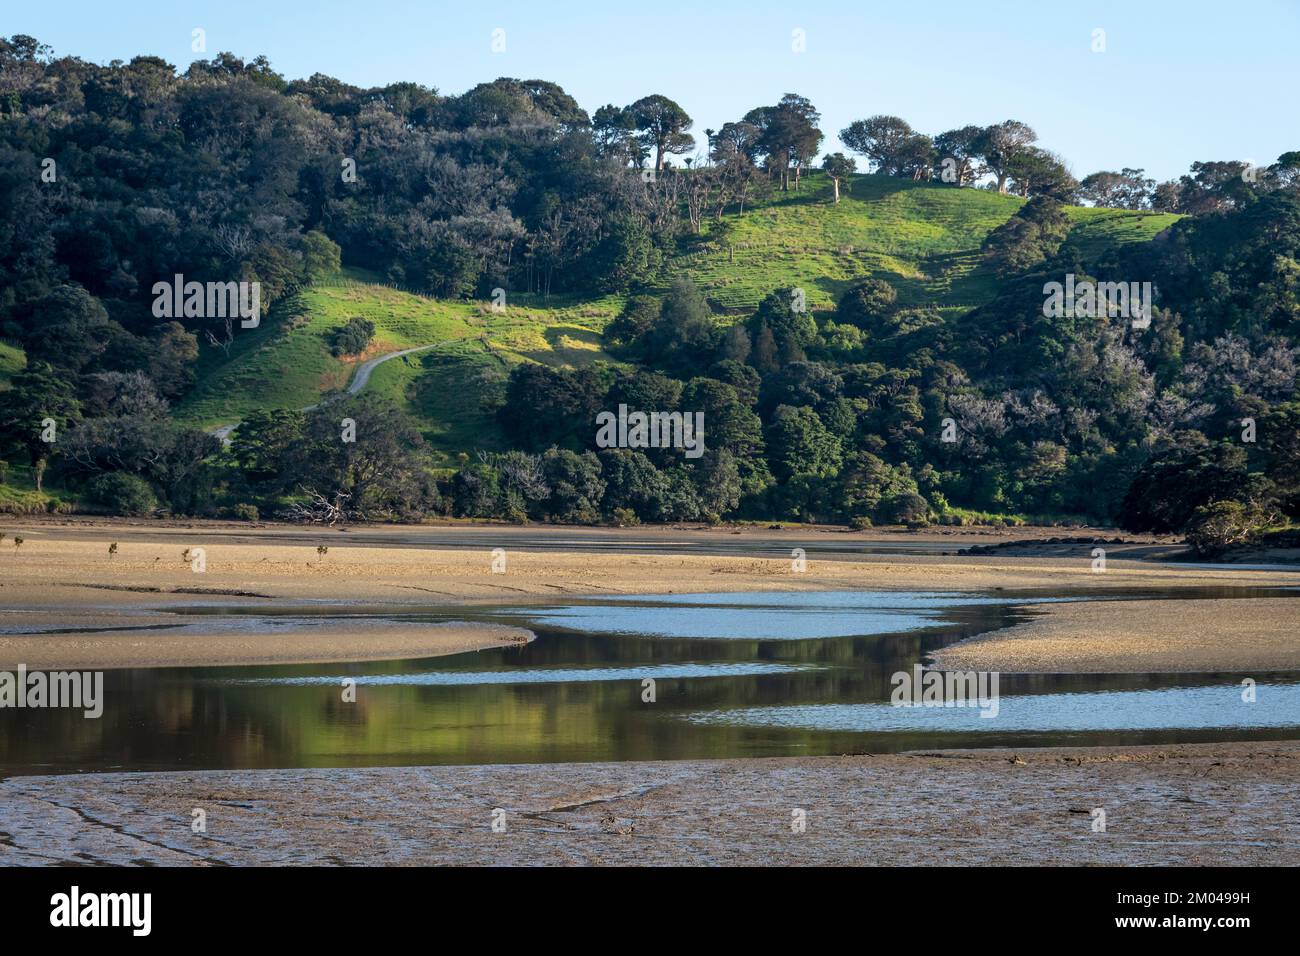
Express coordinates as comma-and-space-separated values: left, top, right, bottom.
86, 473, 158, 516
231, 503, 259, 521
331, 317, 376, 356
611, 507, 640, 527
849, 515, 872, 530
880, 492, 929, 525
1184, 500, 1276, 558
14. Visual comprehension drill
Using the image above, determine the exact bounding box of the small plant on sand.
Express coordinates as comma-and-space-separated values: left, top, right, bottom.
181, 548, 194, 564
13, 536, 23, 551
316, 545, 329, 559
108, 542, 118, 559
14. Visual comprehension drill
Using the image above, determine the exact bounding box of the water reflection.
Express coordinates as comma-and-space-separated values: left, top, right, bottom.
688, 683, 1300, 733
2, 588, 1297, 775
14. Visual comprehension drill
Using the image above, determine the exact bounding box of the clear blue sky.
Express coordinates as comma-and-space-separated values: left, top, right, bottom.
8, 0, 1297, 182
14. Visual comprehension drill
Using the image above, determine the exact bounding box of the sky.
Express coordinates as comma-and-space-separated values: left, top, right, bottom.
7, 0, 1299, 182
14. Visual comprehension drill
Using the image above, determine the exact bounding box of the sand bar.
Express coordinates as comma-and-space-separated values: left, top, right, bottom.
0, 620, 533, 670
930, 597, 1300, 673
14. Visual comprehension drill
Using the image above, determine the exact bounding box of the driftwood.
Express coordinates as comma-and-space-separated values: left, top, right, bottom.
281, 489, 351, 525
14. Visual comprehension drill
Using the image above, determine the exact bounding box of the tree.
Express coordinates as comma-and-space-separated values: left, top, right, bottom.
821, 153, 856, 203
1079, 168, 1156, 209
933, 126, 983, 185
599, 448, 669, 519
149, 322, 200, 399
1116, 441, 1253, 533
838, 278, 898, 330
499, 363, 608, 451
1005, 148, 1077, 201
745, 95, 823, 191
86, 473, 158, 516
766, 405, 842, 480
285, 396, 437, 521
840, 115, 932, 178
230, 409, 306, 490
301, 229, 342, 279
592, 104, 641, 165
642, 278, 718, 370
627, 94, 695, 172
22, 285, 115, 371
974, 120, 1038, 194
331, 316, 376, 356
748, 287, 817, 364
1184, 500, 1278, 557
0, 364, 81, 480
540, 447, 605, 523
708, 121, 761, 213
982, 196, 1071, 275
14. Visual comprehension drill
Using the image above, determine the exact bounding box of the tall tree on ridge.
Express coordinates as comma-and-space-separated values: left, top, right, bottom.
628, 94, 695, 172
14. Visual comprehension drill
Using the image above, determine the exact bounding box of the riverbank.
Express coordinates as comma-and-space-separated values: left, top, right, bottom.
2, 741, 1295, 865
0, 523, 1295, 670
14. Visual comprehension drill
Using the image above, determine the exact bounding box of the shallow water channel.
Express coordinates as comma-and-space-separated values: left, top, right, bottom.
2, 588, 1297, 775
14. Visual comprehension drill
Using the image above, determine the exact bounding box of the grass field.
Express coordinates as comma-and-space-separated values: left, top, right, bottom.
171, 174, 1177, 462
176, 269, 623, 463
672, 172, 1178, 316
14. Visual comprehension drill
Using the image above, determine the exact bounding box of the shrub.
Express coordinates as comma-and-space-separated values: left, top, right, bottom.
611, 507, 640, 527
231, 503, 259, 521
86, 473, 158, 516
331, 316, 376, 356
1184, 500, 1276, 558
849, 515, 873, 530
880, 492, 929, 525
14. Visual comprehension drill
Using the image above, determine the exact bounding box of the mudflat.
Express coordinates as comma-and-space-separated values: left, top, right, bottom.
2, 742, 1295, 866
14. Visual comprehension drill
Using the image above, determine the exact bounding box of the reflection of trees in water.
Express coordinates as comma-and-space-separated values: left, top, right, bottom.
9, 595, 1274, 772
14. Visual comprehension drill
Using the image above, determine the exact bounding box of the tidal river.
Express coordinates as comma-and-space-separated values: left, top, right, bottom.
2, 588, 1297, 774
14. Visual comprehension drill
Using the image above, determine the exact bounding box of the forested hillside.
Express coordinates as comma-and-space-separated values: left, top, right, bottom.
2, 34, 1298, 554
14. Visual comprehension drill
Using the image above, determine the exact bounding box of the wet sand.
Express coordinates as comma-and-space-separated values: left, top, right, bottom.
0, 524, 1295, 669
2, 742, 1295, 866
930, 597, 1300, 674
0, 620, 533, 670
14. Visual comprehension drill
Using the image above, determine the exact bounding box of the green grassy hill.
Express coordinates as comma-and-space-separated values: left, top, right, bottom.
178, 174, 1178, 463
671, 173, 1177, 316
176, 271, 622, 463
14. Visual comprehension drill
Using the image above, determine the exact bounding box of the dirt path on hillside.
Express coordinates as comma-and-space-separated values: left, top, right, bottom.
208, 343, 439, 441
